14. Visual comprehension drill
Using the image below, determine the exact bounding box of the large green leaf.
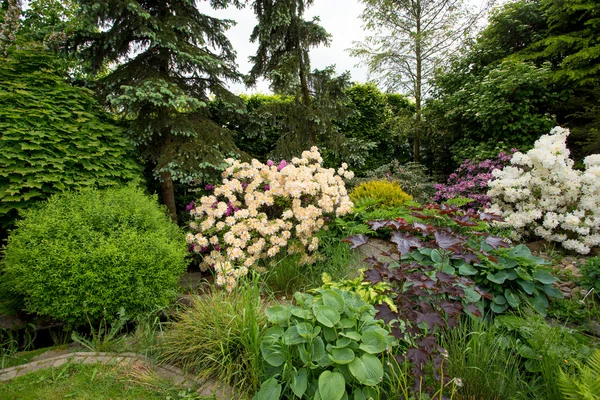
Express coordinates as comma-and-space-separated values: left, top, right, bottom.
315, 305, 341, 328
261, 341, 285, 367
458, 263, 478, 276
487, 270, 509, 284
348, 353, 384, 386
318, 371, 346, 400
504, 288, 520, 308
330, 347, 356, 364
290, 368, 308, 398
322, 289, 345, 312
253, 377, 282, 400
359, 330, 388, 354
533, 269, 557, 285
266, 306, 292, 325
517, 279, 535, 295
283, 326, 307, 345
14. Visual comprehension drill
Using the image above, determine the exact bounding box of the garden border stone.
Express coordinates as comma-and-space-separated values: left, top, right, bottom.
0, 351, 241, 399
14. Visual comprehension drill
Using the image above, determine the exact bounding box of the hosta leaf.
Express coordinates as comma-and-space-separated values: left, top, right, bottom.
290, 368, 308, 398
504, 288, 520, 308
253, 377, 282, 400
318, 371, 345, 400
487, 270, 509, 284
359, 330, 388, 354
329, 347, 355, 364
315, 306, 341, 328
517, 279, 535, 295
322, 289, 345, 312
266, 306, 292, 325
533, 270, 557, 285
458, 263, 478, 275
348, 354, 384, 386
283, 326, 307, 345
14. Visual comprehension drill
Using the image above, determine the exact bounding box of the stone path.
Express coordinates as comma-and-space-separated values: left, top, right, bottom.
0, 350, 240, 399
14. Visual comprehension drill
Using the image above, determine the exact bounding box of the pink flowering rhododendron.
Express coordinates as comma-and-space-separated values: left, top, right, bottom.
434, 151, 515, 210
487, 127, 600, 254
186, 147, 354, 290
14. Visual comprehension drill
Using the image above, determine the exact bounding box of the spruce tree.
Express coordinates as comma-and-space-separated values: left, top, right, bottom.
248, 0, 331, 147
74, 0, 244, 221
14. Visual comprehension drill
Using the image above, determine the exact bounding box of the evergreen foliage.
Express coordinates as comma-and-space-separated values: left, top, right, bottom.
0, 47, 142, 230
73, 0, 245, 221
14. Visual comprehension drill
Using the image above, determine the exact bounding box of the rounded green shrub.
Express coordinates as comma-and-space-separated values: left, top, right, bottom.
0, 186, 188, 326
349, 179, 413, 208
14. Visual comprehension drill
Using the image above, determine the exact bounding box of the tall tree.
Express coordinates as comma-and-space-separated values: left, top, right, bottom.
351, 0, 492, 163
247, 0, 331, 147
73, 0, 244, 221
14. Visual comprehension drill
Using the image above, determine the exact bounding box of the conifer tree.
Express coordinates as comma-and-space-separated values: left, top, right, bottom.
74, 0, 244, 221
247, 0, 332, 147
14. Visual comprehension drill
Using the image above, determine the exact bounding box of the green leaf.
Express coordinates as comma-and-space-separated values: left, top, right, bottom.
290, 306, 313, 320
283, 326, 307, 345
340, 331, 362, 341
318, 371, 346, 400
329, 347, 356, 364
315, 305, 341, 328
529, 293, 549, 315
463, 287, 482, 303
517, 279, 535, 295
533, 269, 557, 285
253, 377, 282, 400
266, 306, 292, 325
487, 270, 509, 284
348, 353, 384, 386
431, 249, 443, 264
290, 368, 308, 398
359, 330, 388, 354
261, 341, 285, 367
504, 288, 520, 308
458, 263, 478, 275
490, 302, 508, 313
322, 289, 345, 312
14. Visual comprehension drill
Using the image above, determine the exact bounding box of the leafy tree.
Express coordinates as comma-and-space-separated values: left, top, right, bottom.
0, 0, 20, 55
0, 47, 142, 232
342, 83, 414, 174
351, 0, 491, 163
73, 0, 245, 221
430, 0, 600, 166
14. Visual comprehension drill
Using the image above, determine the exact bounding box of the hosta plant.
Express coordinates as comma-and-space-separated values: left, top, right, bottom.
254, 288, 395, 400
186, 147, 354, 290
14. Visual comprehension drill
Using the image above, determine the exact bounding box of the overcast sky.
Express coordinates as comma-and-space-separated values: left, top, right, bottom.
200, 0, 496, 94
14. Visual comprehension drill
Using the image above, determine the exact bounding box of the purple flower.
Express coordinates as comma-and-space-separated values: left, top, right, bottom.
242, 181, 248, 189
187, 244, 194, 252
267, 159, 274, 167
277, 160, 287, 171
214, 245, 221, 252
264, 184, 270, 191
185, 201, 195, 212
205, 184, 214, 191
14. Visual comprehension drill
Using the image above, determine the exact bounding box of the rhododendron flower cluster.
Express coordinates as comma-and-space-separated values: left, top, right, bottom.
487, 127, 600, 254
186, 147, 354, 290
434, 151, 515, 210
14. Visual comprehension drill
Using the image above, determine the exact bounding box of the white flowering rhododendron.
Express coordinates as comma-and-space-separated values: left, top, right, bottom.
487, 127, 600, 254
186, 147, 354, 290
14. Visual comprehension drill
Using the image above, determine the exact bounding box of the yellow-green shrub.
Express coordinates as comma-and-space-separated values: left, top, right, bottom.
349, 180, 413, 208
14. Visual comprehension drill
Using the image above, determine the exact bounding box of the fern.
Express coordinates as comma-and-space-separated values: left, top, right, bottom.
558, 350, 600, 400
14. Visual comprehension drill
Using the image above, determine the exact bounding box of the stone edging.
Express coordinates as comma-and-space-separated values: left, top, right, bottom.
0, 351, 238, 399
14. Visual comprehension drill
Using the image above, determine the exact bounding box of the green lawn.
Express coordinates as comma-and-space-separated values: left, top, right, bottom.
1, 362, 211, 400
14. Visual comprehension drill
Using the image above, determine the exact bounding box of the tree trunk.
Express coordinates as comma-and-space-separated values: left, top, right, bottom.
299, 54, 317, 146
414, 0, 422, 164
160, 170, 177, 223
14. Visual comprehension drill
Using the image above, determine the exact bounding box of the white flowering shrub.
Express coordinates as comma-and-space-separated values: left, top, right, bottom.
487, 127, 600, 254
186, 147, 355, 290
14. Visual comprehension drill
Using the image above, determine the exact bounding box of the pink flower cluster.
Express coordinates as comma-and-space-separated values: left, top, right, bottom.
186, 147, 354, 290
434, 151, 515, 210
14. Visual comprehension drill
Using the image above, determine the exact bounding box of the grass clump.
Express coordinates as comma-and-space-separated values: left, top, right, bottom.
349, 180, 413, 209
158, 281, 265, 395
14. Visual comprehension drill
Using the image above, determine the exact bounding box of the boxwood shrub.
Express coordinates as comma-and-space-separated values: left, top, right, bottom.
0, 186, 188, 326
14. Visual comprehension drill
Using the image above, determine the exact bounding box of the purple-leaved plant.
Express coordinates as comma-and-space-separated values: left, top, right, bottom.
434, 150, 515, 210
